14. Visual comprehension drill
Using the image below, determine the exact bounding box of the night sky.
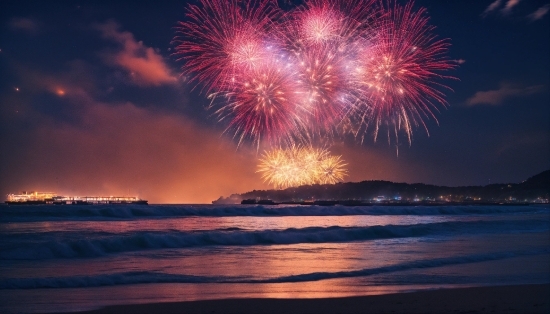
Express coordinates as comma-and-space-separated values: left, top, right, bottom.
1, 0, 549, 204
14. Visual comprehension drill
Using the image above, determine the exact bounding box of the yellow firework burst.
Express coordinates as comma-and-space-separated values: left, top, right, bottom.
257, 146, 347, 189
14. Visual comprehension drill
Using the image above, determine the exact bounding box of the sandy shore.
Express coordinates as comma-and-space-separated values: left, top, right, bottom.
78, 284, 549, 314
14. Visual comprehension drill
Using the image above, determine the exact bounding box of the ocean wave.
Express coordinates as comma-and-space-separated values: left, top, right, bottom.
2, 248, 548, 289
1, 219, 547, 260
0, 272, 219, 289
259, 248, 550, 283
1, 204, 547, 222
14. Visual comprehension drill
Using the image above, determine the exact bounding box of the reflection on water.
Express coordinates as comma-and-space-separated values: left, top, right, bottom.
1, 206, 549, 313
2, 214, 526, 234
3, 232, 548, 281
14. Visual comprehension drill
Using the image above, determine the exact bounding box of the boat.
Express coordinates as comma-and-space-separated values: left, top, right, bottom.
5, 191, 148, 205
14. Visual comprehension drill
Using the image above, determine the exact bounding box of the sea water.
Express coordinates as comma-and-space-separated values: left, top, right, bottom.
1, 204, 549, 313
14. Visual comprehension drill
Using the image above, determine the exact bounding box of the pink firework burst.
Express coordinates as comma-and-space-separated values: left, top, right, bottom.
279, 0, 378, 136
300, 3, 345, 44
174, 0, 457, 148
219, 60, 307, 147
294, 44, 351, 134
353, 1, 456, 144
274, 0, 378, 70
173, 0, 280, 92
287, 0, 377, 47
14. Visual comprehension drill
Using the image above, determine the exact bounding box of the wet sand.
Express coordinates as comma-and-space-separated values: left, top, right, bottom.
78, 283, 549, 314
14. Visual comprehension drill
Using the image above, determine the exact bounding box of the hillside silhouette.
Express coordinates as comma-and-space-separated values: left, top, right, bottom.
214, 170, 550, 204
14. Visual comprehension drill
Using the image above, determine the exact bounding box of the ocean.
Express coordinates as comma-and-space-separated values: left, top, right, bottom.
1, 204, 549, 313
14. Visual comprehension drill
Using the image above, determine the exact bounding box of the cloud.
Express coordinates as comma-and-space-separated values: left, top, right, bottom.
25, 103, 263, 204
8, 17, 40, 34
528, 4, 550, 21
466, 83, 545, 106
0, 89, 265, 204
484, 0, 503, 14
94, 20, 177, 86
502, 0, 522, 14
483, 0, 525, 17
0, 62, 268, 204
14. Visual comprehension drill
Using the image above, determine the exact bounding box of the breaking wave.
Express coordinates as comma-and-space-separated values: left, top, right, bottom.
1, 204, 547, 222
1, 219, 548, 260
2, 248, 547, 289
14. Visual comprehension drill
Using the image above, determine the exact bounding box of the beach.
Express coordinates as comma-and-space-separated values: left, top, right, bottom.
80, 284, 550, 314
1, 204, 549, 313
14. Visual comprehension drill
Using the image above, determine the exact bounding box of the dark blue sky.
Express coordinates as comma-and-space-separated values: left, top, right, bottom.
1, 0, 549, 203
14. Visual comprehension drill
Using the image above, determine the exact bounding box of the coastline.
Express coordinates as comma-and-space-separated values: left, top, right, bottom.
76, 283, 549, 314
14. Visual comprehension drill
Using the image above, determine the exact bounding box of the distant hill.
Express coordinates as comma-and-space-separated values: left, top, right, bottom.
522, 169, 550, 187
213, 170, 550, 204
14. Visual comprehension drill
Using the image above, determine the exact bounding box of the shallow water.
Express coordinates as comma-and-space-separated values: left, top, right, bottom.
1, 204, 549, 313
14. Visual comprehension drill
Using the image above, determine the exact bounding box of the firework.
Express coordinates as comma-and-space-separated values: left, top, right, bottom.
274, 0, 378, 136
174, 0, 456, 147
282, 0, 377, 49
258, 146, 347, 189
173, 0, 280, 92
352, 1, 456, 143
317, 155, 348, 184
257, 148, 305, 188
294, 45, 350, 134
297, 2, 346, 44
217, 59, 307, 146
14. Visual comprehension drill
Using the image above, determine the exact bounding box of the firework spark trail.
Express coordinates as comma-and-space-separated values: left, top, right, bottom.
281, 0, 378, 137
281, 0, 377, 49
173, 0, 280, 92
219, 59, 308, 146
352, 1, 457, 144
258, 146, 347, 188
174, 0, 456, 147
318, 155, 348, 184
294, 45, 349, 133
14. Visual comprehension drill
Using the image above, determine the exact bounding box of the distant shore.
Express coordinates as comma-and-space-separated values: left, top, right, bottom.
214, 169, 550, 205
77, 283, 549, 314
237, 199, 536, 206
